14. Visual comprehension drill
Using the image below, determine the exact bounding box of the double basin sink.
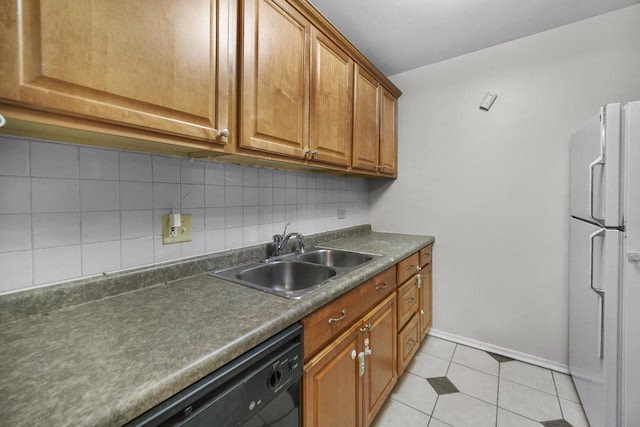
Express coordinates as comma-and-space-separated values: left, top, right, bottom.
211, 248, 381, 299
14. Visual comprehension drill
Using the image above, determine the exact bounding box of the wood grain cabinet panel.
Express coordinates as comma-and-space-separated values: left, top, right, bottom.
362, 294, 397, 426
379, 88, 398, 176
0, 0, 233, 146
309, 29, 354, 167
303, 322, 362, 427
240, 0, 310, 158
418, 244, 433, 340
397, 313, 420, 376
351, 65, 380, 172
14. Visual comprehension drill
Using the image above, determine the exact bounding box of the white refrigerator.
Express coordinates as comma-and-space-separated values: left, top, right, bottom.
569, 101, 640, 427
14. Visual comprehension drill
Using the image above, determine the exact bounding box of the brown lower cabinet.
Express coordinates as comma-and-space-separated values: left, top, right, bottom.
302, 243, 433, 426
304, 293, 396, 427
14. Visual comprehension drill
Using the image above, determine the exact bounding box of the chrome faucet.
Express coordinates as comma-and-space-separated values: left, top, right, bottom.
272, 222, 305, 256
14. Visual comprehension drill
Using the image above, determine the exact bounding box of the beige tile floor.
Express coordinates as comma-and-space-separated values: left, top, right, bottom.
372, 336, 590, 427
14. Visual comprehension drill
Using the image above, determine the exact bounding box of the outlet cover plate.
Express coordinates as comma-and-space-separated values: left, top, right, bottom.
162, 214, 192, 244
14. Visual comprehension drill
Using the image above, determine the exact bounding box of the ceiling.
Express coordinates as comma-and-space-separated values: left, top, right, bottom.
309, 0, 640, 76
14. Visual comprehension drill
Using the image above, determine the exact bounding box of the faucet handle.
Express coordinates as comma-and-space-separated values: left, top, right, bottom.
281, 221, 291, 237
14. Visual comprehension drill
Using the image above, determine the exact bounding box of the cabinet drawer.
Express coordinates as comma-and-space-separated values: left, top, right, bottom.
419, 245, 432, 268
397, 276, 419, 328
397, 253, 419, 285
302, 267, 396, 361
397, 313, 420, 375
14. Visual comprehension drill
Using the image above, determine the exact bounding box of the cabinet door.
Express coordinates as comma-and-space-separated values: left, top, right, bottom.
379, 88, 398, 176
240, 0, 310, 159
419, 266, 433, 340
397, 276, 420, 329
362, 294, 397, 427
351, 65, 380, 172
0, 0, 231, 145
304, 323, 362, 427
398, 313, 420, 376
309, 30, 353, 167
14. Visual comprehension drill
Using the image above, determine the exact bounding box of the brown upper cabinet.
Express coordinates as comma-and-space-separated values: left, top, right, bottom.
0, 0, 401, 176
239, 0, 311, 159
352, 67, 398, 177
240, 0, 353, 168
309, 29, 354, 167
0, 0, 235, 150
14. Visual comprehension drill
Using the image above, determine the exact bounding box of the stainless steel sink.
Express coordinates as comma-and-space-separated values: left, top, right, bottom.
293, 248, 375, 268
237, 261, 336, 293
210, 247, 381, 299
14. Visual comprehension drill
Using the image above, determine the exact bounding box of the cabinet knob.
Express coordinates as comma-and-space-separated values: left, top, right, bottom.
312, 149, 319, 157
218, 128, 230, 138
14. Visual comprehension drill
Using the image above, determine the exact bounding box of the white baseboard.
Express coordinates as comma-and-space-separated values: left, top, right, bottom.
428, 328, 570, 374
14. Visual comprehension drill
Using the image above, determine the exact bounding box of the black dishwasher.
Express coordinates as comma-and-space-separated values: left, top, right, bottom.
126, 323, 303, 427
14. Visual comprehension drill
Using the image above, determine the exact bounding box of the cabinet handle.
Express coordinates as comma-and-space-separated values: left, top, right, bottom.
218, 128, 230, 138
375, 282, 388, 291
406, 297, 415, 305
351, 349, 357, 360
328, 309, 347, 324
304, 149, 311, 159
312, 149, 319, 157
405, 265, 415, 272
405, 338, 416, 349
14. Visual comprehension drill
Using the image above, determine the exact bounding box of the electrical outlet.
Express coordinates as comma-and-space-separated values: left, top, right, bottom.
337, 208, 346, 219
162, 214, 192, 244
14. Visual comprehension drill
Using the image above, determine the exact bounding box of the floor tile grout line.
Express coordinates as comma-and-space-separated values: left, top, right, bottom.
499, 376, 560, 398
388, 395, 434, 418
550, 369, 567, 421
448, 359, 500, 379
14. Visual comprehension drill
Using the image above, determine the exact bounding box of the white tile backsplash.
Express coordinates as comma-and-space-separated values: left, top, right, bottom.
33, 245, 82, 285
119, 152, 152, 182
0, 136, 370, 294
180, 159, 204, 184
79, 147, 119, 180
31, 178, 79, 213
0, 176, 31, 214
0, 214, 31, 252
31, 141, 78, 178
121, 237, 154, 269
80, 180, 120, 211
152, 156, 180, 183
81, 211, 120, 243
0, 137, 29, 176
32, 212, 80, 249
121, 210, 153, 239
0, 251, 32, 292
82, 241, 122, 275
120, 182, 153, 210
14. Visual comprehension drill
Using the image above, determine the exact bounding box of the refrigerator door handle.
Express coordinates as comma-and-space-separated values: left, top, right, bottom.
589, 227, 606, 359
588, 153, 605, 226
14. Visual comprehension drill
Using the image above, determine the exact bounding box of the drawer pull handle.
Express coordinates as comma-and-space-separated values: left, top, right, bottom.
328, 309, 347, 324
406, 297, 415, 305
405, 264, 415, 272
375, 282, 388, 291
405, 338, 416, 349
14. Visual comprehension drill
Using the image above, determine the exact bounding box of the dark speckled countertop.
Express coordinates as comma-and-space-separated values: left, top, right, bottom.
0, 227, 434, 426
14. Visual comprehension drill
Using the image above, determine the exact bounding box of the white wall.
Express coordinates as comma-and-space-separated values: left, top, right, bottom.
0, 137, 370, 294
370, 5, 640, 365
